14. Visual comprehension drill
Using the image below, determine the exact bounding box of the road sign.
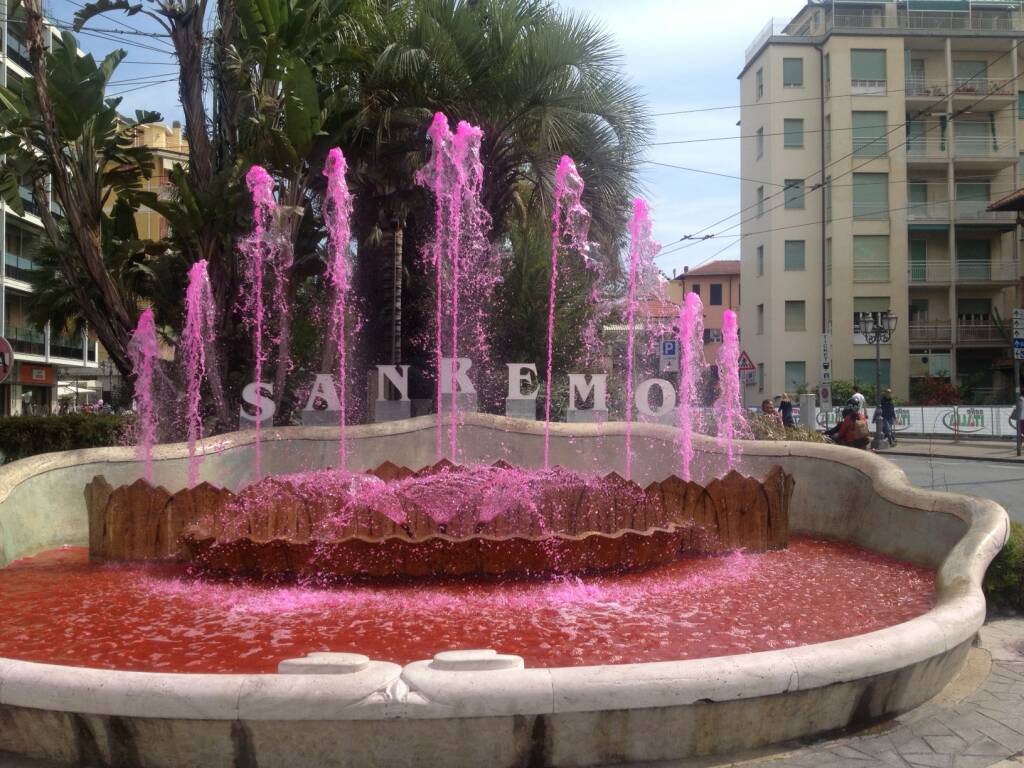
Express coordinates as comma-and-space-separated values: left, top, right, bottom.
738, 350, 756, 373
1014, 308, 1024, 321
659, 338, 679, 373
1015, 339, 1024, 349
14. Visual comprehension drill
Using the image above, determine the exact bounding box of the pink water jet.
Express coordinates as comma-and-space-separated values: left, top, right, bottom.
127, 308, 159, 483
323, 148, 354, 468
239, 165, 278, 482
415, 114, 493, 461
182, 261, 216, 487
677, 292, 706, 481
544, 156, 592, 469
714, 310, 745, 472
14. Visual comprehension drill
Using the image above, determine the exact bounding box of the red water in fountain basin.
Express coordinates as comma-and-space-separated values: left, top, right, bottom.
0, 538, 933, 674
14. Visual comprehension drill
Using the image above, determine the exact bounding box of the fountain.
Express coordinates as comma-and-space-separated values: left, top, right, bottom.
0, 120, 1010, 768
127, 308, 159, 483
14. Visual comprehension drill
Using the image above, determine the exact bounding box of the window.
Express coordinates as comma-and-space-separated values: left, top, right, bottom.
783, 58, 804, 87
757, 304, 764, 334
853, 235, 890, 282
958, 297, 992, 322
783, 118, 804, 148
957, 239, 992, 280
756, 67, 764, 100
756, 127, 764, 159
956, 181, 991, 218
853, 173, 889, 219
784, 300, 806, 332
953, 59, 987, 89
756, 186, 765, 217
824, 53, 830, 96
851, 49, 886, 94
703, 328, 724, 344
824, 115, 831, 161
853, 297, 890, 335
784, 240, 805, 271
955, 118, 993, 157
852, 111, 887, 158
691, 284, 701, 297
854, 359, 891, 389
825, 176, 832, 220
4, 224, 38, 281
784, 362, 806, 393
757, 363, 765, 393
783, 179, 805, 209
825, 238, 832, 286
709, 283, 723, 306
756, 245, 764, 276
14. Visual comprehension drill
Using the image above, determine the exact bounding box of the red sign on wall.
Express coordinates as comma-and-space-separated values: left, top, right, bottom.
17, 363, 54, 386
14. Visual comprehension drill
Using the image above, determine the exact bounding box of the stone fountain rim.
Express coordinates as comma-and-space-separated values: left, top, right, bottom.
0, 413, 1009, 722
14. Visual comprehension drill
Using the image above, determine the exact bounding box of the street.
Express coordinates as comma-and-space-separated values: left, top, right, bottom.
886, 454, 1024, 524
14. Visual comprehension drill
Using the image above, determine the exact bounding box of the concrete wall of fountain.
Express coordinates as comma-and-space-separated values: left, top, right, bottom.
0, 413, 1010, 768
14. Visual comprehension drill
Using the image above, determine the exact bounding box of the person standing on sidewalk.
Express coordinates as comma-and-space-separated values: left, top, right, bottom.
878, 388, 897, 447
779, 393, 795, 428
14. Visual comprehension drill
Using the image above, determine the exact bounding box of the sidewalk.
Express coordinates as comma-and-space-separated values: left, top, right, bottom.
875, 437, 1023, 463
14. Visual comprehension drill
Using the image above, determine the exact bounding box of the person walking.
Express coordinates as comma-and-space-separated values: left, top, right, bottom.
779, 393, 795, 428
879, 388, 897, 447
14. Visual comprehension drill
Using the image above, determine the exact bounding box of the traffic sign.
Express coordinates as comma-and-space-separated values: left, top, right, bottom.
659, 338, 679, 373
1015, 339, 1024, 349
1014, 308, 1024, 321
820, 333, 832, 384
738, 350, 756, 373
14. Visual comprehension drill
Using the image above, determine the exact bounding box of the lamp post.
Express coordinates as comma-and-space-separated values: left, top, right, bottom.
859, 310, 898, 450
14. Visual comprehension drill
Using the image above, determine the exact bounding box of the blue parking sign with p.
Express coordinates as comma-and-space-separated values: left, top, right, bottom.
661, 340, 678, 356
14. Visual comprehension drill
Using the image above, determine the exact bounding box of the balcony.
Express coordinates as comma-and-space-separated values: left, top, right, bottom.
50, 335, 85, 361
957, 322, 1007, 345
954, 200, 1017, 226
909, 320, 952, 345
7, 326, 44, 356
957, 258, 1018, 282
5, 37, 31, 70
906, 77, 1017, 100
909, 259, 951, 283
908, 201, 950, 223
4, 260, 36, 283
829, 8, 1022, 34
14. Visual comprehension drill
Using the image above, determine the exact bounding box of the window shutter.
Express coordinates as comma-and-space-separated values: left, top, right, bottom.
851, 50, 886, 81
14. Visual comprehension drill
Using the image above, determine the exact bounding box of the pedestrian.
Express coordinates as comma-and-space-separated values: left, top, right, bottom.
878, 388, 897, 447
836, 398, 871, 449
851, 385, 866, 414
779, 392, 795, 428
1014, 392, 1024, 441
761, 399, 783, 428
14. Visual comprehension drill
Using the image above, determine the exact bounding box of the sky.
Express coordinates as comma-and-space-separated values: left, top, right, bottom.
47, 0, 808, 276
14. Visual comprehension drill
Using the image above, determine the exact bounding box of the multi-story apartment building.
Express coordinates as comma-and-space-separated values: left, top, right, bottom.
740, 0, 1022, 405
1, 7, 100, 414
666, 260, 742, 366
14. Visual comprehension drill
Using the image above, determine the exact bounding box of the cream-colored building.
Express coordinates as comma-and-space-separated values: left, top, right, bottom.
740, 0, 1023, 405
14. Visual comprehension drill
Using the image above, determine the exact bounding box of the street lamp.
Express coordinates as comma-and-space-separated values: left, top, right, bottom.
859, 310, 898, 450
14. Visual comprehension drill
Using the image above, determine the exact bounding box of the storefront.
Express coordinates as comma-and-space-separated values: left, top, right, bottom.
3, 361, 56, 415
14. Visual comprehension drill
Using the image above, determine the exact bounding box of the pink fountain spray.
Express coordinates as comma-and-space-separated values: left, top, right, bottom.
677, 292, 706, 481
182, 261, 216, 487
323, 148, 354, 469
714, 309, 745, 472
623, 197, 659, 480
127, 308, 159, 483
544, 156, 592, 470
415, 114, 491, 461
239, 166, 277, 481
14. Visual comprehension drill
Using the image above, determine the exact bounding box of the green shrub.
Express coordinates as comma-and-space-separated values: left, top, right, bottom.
746, 414, 827, 443
0, 414, 131, 463
985, 520, 1024, 613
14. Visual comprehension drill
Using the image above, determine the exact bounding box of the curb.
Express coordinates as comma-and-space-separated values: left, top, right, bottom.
878, 449, 1023, 465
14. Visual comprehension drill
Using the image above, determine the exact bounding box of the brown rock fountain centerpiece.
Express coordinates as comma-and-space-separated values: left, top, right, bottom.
85, 462, 793, 581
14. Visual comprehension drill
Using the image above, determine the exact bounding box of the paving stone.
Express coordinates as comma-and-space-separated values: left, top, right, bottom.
906, 754, 954, 768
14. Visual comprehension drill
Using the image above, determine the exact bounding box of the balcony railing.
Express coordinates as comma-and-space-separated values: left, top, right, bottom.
50, 335, 85, 360
954, 200, 1017, 223
852, 202, 889, 220
5, 38, 31, 70
957, 259, 1018, 282
853, 260, 891, 282
7, 326, 44, 356
4, 260, 36, 282
831, 9, 1021, 33
957, 322, 1007, 344
909, 320, 952, 345
954, 136, 1016, 160
908, 201, 950, 221
906, 77, 1017, 98
910, 259, 951, 283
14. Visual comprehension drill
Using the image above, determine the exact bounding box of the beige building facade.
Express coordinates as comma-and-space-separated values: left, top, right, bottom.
740, 0, 1022, 405
666, 260, 742, 366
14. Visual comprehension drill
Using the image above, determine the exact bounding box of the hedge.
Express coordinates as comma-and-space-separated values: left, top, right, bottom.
985, 520, 1024, 614
0, 414, 131, 464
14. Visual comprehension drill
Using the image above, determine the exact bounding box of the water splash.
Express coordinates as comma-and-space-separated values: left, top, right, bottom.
127, 308, 159, 483
323, 148, 354, 469
239, 165, 278, 482
544, 156, 592, 469
182, 261, 215, 487
714, 310, 746, 472
415, 114, 494, 461
677, 292, 706, 481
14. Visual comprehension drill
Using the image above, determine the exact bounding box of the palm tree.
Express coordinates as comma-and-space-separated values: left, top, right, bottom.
343, 0, 651, 367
